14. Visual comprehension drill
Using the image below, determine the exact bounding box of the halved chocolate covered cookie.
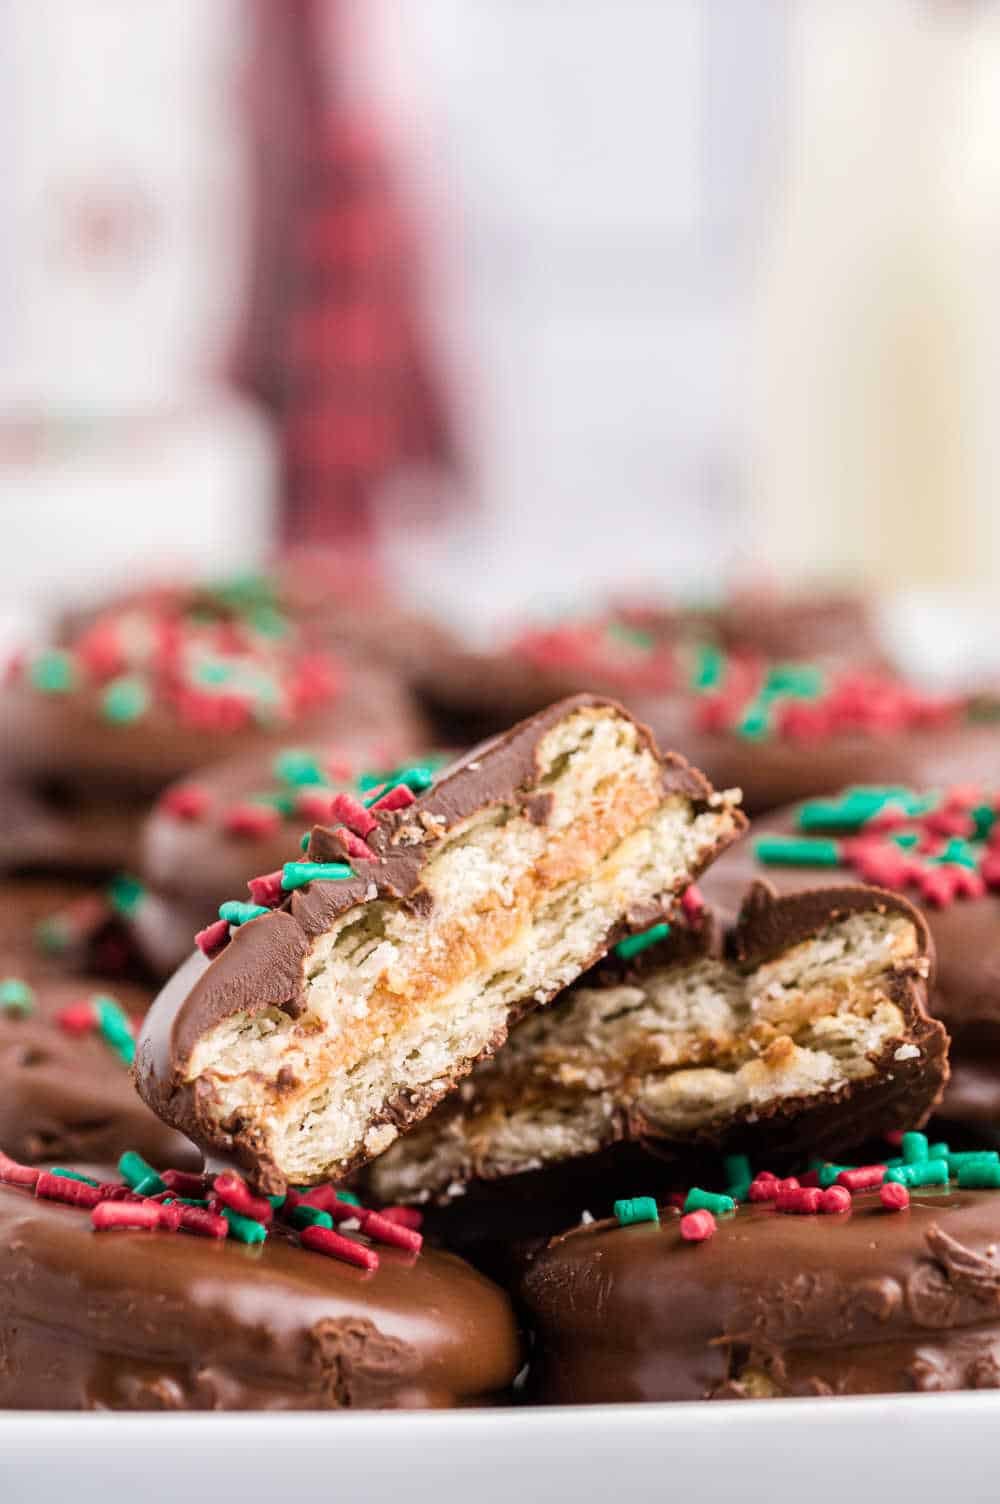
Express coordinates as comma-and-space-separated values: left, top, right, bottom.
369, 884, 947, 1205
136, 695, 745, 1190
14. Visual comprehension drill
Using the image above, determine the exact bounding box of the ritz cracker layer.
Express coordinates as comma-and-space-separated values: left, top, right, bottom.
136, 695, 746, 1192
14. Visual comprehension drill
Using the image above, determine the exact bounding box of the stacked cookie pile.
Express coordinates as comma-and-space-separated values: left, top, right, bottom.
3, 578, 1000, 1409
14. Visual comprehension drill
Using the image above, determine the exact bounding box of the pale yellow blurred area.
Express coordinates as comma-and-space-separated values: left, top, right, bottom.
755, 0, 1000, 590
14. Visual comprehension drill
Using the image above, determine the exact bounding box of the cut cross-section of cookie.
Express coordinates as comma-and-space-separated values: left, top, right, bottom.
136, 695, 746, 1191
369, 882, 947, 1206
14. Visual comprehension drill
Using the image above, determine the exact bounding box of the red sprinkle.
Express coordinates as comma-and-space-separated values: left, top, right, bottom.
981, 851, 1000, 891
680, 885, 705, 921
880, 1182, 910, 1212
159, 784, 211, 821
247, 869, 284, 907
301, 1185, 361, 1223
160, 1169, 208, 1197
300, 1224, 379, 1271
331, 827, 375, 861
55, 1000, 98, 1035
360, 1210, 423, 1253
377, 1206, 424, 1231
222, 802, 282, 840
820, 1186, 852, 1215
371, 784, 415, 814
836, 1165, 887, 1193
883, 1129, 904, 1147
178, 1205, 228, 1239
195, 918, 230, 958
330, 793, 377, 838
0, 1152, 40, 1189
775, 1187, 822, 1215
748, 1177, 780, 1203
680, 1210, 716, 1242
35, 1172, 102, 1209
212, 1171, 273, 1223
798, 1170, 821, 1187
92, 1199, 180, 1232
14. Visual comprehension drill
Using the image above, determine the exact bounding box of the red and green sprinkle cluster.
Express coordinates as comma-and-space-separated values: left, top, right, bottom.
2, 978, 137, 1066
194, 761, 443, 958
7, 599, 341, 732
756, 784, 1000, 907
512, 618, 678, 693
692, 660, 964, 743
0, 1149, 422, 1272
613, 1135, 1000, 1243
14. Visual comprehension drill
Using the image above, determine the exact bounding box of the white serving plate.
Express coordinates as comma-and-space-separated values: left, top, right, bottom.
2, 1393, 999, 1504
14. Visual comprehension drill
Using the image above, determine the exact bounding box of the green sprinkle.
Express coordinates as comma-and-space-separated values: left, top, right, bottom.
614, 1196, 660, 1227
273, 749, 326, 787
884, 1160, 949, 1189
334, 1189, 361, 1207
195, 659, 235, 687
614, 923, 671, 960
891, 832, 920, 850
93, 994, 136, 1067
971, 804, 996, 841
248, 604, 289, 640
902, 1132, 929, 1164
0, 977, 34, 1015
107, 873, 145, 917
928, 1142, 950, 1161
723, 1155, 752, 1187
218, 900, 271, 927
30, 650, 75, 693
764, 664, 824, 699
50, 1168, 100, 1186
947, 1150, 1000, 1171
735, 701, 772, 741
684, 1188, 735, 1217
300, 832, 311, 853
797, 789, 921, 833
392, 765, 436, 794
727, 1182, 752, 1204
291, 1205, 334, 1231
755, 837, 841, 867
101, 675, 150, 724
223, 1208, 267, 1244
175, 1197, 210, 1208
118, 1151, 164, 1193
34, 915, 70, 955
266, 1193, 287, 1209
931, 838, 978, 870
958, 1162, 1000, 1189
606, 621, 654, 652
280, 861, 353, 892
690, 644, 726, 692
357, 771, 388, 793
818, 1163, 849, 1189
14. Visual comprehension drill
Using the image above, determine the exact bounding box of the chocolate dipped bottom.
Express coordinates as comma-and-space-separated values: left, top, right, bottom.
522, 1185, 1000, 1404
701, 785, 1000, 1127
0, 1177, 521, 1409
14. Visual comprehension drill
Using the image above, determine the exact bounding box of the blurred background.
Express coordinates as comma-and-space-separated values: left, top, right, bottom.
2, 0, 998, 660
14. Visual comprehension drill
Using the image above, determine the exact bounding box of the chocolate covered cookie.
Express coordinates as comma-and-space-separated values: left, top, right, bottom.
369, 884, 946, 1205
522, 1144, 1000, 1403
0, 593, 428, 877
701, 784, 1000, 1129
136, 695, 746, 1191
0, 1155, 520, 1409
0, 971, 196, 1168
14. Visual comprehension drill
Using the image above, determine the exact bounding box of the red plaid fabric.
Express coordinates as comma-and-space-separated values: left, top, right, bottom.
235, 0, 454, 550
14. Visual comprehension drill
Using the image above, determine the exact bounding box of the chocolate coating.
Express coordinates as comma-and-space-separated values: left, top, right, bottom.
522, 1186, 1000, 1403
0, 973, 198, 1168
702, 793, 1000, 1126
0, 1181, 521, 1409
137, 740, 438, 977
